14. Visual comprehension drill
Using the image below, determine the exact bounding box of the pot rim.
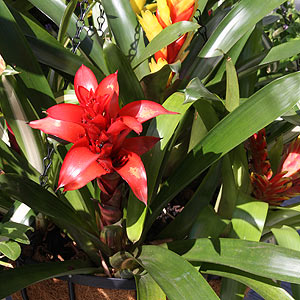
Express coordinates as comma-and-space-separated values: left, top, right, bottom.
57, 274, 136, 290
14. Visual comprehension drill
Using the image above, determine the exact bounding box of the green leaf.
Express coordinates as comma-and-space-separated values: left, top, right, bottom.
230, 192, 268, 241
217, 154, 238, 219
10, 8, 104, 80
201, 263, 294, 300
101, 0, 144, 60
208, 28, 253, 86
0, 260, 98, 299
150, 71, 300, 232
168, 238, 300, 284
132, 21, 199, 68
0, 75, 45, 173
57, 0, 77, 44
27, 0, 109, 75
0, 174, 84, 229
126, 93, 192, 243
126, 193, 147, 243
136, 245, 219, 300
0, 0, 56, 114
0, 138, 39, 182
0, 221, 32, 244
238, 39, 300, 78
135, 272, 166, 300
141, 64, 172, 101
199, 0, 285, 57
0, 240, 21, 260
225, 56, 239, 112
189, 205, 228, 239
184, 77, 220, 103
103, 40, 145, 105
272, 225, 300, 252
157, 163, 221, 240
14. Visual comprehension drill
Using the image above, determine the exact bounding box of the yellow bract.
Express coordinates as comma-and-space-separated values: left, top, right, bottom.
157, 0, 171, 26
138, 10, 163, 41
149, 57, 168, 73
130, 0, 146, 14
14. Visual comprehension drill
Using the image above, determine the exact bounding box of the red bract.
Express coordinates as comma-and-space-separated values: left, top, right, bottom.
29, 65, 177, 205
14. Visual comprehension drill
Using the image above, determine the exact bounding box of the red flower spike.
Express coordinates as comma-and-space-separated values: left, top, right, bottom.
29, 65, 177, 205
114, 150, 148, 205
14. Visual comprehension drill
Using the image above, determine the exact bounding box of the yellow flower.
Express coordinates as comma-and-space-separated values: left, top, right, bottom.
130, 0, 146, 14
157, 0, 171, 26
149, 57, 168, 73
138, 10, 163, 42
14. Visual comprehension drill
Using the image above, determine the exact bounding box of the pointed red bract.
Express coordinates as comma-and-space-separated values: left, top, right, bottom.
29, 65, 177, 205
114, 150, 148, 205
29, 117, 85, 143
122, 136, 161, 156
119, 100, 178, 123
58, 145, 107, 191
74, 65, 98, 105
47, 103, 84, 124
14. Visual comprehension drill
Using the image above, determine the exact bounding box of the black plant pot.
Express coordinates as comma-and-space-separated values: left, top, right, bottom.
7, 274, 136, 300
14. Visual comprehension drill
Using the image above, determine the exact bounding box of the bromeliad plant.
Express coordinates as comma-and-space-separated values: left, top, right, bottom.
3, 0, 300, 300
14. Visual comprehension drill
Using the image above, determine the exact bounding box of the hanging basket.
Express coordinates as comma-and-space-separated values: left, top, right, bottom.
9, 274, 136, 300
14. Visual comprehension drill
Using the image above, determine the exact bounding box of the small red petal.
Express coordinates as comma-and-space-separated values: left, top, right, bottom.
119, 100, 178, 123
58, 145, 107, 191
122, 136, 160, 156
114, 151, 147, 205
107, 119, 129, 135
120, 116, 143, 134
95, 72, 119, 112
74, 65, 98, 105
107, 92, 120, 119
167, 34, 186, 63
47, 103, 84, 124
155, 50, 168, 62
29, 116, 85, 143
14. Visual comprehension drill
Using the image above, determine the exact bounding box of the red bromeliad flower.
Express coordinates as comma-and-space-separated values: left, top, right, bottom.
250, 129, 300, 205
29, 65, 176, 205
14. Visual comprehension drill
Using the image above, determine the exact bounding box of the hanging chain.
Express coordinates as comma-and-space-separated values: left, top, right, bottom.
96, 2, 106, 37
39, 143, 54, 187
71, 0, 90, 53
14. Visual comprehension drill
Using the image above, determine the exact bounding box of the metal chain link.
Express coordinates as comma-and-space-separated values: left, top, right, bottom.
39, 143, 54, 187
96, 2, 106, 37
71, 0, 90, 53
